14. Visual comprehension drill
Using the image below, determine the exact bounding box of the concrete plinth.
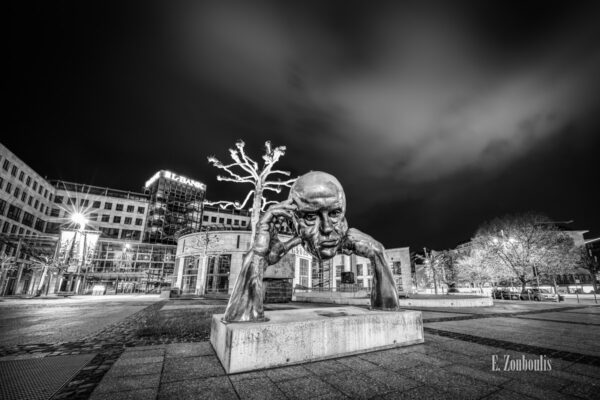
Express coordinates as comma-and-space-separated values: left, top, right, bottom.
210, 307, 424, 374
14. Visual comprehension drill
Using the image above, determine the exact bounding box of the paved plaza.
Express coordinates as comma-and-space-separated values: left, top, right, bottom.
0, 296, 599, 399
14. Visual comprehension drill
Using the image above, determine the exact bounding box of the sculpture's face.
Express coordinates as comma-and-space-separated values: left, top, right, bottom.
289, 172, 348, 260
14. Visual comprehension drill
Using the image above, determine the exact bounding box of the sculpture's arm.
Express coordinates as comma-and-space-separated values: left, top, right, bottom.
342, 228, 399, 310
222, 200, 300, 322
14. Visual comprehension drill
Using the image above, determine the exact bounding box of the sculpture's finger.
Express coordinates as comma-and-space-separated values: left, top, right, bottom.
283, 236, 302, 252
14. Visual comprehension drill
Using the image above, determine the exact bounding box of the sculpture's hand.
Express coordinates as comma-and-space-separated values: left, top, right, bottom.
341, 228, 385, 259
253, 199, 302, 265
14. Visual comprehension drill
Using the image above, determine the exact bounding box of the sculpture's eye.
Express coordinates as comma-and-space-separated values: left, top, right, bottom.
303, 213, 318, 222
329, 209, 342, 218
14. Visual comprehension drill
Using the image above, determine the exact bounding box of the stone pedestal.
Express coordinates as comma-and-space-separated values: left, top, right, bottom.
210, 307, 424, 374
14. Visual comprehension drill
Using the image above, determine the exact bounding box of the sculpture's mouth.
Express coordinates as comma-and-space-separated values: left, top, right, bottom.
319, 239, 338, 248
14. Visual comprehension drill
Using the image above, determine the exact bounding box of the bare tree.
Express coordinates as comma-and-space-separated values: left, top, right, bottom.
205, 140, 296, 245
470, 213, 578, 292
415, 248, 452, 294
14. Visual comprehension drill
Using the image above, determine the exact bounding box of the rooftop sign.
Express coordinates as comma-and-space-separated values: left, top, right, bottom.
145, 170, 206, 190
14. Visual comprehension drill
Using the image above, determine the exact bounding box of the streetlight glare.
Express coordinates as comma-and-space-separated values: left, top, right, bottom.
71, 212, 88, 228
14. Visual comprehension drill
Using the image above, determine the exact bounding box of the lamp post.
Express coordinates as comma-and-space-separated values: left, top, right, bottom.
71, 212, 88, 294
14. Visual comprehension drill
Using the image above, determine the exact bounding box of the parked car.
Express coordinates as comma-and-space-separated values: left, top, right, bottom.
491, 289, 520, 300
519, 288, 558, 301
502, 290, 521, 300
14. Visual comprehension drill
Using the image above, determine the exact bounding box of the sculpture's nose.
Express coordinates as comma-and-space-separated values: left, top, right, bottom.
320, 215, 334, 234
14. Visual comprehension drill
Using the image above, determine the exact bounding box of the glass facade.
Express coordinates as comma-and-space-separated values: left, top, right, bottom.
144, 171, 206, 245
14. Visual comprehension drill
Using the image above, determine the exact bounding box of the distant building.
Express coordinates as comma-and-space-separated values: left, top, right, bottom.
0, 143, 54, 236
143, 170, 206, 245
50, 180, 150, 242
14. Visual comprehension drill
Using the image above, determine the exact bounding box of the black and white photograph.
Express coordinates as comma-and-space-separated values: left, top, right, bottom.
2, 1, 600, 399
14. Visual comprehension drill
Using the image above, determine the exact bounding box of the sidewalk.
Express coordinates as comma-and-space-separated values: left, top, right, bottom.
2, 300, 599, 399
85, 333, 599, 400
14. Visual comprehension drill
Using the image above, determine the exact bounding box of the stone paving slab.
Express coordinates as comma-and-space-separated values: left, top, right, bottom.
425, 317, 600, 356
515, 311, 600, 325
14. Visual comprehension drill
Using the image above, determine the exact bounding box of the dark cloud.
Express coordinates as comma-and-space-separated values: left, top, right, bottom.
5, 0, 600, 249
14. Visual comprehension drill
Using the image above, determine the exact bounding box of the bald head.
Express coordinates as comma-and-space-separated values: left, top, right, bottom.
289, 171, 346, 213
289, 171, 348, 260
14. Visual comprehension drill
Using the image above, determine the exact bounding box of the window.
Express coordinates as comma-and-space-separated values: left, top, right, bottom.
44, 189, 48, 198
234, 219, 239, 225
32, 181, 38, 190
101, 214, 110, 222
299, 258, 309, 287
14, 187, 20, 198
28, 196, 33, 206
203, 215, 209, 221
127, 205, 134, 212
104, 202, 113, 210
18, 171, 24, 181
135, 218, 143, 226
357, 264, 363, 276
50, 208, 60, 217
124, 217, 132, 224
90, 213, 98, 221
49, 194, 53, 202
40, 204, 45, 213
18, 227, 24, 235
38, 185, 43, 194
2, 159, 9, 171
11, 165, 18, 176
219, 218, 224, 223
0, 177, 3, 189
22, 212, 34, 227
357, 279, 364, 287
68, 197, 76, 205
6, 182, 12, 193
7, 205, 22, 221
35, 218, 45, 232
393, 261, 402, 275
114, 203, 123, 211
21, 192, 27, 202
34, 199, 39, 209
241, 221, 247, 226
2, 221, 10, 233
226, 218, 232, 224
11, 225, 17, 234
80, 199, 89, 207
211, 216, 216, 223
54, 196, 63, 204
0, 199, 6, 216
92, 201, 101, 208
335, 265, 343, 277
26, 176, 31, 186
137, 206, 145, 214
113, 216, 121, 223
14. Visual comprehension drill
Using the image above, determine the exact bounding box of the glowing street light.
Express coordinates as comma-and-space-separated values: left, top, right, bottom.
71, 212, 88, 230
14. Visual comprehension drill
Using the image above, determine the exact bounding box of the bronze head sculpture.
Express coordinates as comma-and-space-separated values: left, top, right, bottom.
222, 171, 399, 322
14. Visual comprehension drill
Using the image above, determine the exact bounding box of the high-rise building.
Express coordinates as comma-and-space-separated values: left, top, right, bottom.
143, 170, 206, 245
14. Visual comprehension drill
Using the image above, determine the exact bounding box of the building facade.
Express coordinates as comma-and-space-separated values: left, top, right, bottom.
51, 181, 150, 242
0, 143, 54, 237
143, 170, 206, 245
174, 230, 313, 299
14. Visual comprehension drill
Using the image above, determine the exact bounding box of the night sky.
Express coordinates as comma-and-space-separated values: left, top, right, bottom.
6, 1, 600, 250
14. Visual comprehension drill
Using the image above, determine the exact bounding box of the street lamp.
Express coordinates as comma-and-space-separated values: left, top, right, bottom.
70, 212, 89, 294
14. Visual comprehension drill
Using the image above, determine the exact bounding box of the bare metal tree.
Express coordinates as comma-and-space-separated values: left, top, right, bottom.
205, 140, 296, 245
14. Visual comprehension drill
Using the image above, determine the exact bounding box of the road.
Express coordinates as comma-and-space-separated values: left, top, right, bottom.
0, 295, 160, 346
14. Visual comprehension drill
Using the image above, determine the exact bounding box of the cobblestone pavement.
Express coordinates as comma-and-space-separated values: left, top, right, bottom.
1, 299, 599, 399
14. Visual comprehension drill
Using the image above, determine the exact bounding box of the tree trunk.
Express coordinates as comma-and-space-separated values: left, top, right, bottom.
552, 276, 559, 303
249, 187, 263, 247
